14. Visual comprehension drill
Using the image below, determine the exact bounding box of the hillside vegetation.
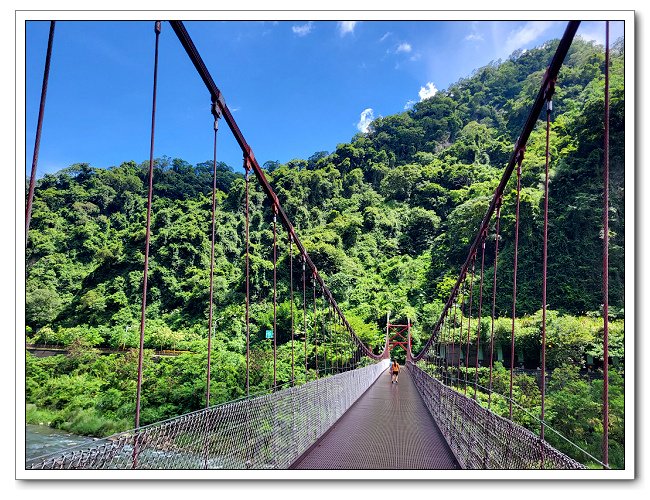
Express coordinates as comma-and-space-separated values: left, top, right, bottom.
25, 37, 625, 467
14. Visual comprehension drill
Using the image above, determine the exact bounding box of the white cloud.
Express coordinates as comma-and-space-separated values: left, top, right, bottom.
292, 22, 314, 37
379, 32, 392, 42
357, 108, 375, 133
404, 100, 416, 110
576, 21, 624, 48
418, 82, 438, 101
396, 42, 412, 53
338, 21, 358, 36
504, 21, 556, 54
464, 21, 484, 42
464, 32, 484, 42
577, 31, 605, 46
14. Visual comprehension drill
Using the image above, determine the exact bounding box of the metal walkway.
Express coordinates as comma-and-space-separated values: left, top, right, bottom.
291, 365, 461, 469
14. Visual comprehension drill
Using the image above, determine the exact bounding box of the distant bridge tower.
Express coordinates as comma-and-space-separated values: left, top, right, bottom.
386, 312, 412, 361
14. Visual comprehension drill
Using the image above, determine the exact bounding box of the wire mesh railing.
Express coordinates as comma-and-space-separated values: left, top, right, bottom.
407, 361, 585, 470
27, 360, 388, 470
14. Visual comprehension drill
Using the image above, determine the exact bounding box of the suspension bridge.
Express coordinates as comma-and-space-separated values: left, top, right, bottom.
25, 19, 616, 471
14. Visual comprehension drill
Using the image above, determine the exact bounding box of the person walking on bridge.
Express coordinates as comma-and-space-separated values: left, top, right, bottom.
391, 359, 400, 384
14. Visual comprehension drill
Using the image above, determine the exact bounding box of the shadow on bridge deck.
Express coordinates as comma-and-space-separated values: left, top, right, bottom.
291, 364, 460, 469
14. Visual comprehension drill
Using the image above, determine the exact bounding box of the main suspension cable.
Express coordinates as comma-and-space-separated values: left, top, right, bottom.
26, 20, 56, 244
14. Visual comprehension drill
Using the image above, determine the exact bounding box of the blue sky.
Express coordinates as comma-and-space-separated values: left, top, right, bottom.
25, 19, 624, 177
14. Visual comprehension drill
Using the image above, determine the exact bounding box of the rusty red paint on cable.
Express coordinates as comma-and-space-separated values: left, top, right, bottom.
541, 83, 554, 443
323, 291, 328, 375
133, 21, 161, 470
289, 233, 295, 386
457, 281, 465, 385
465, 256, 476, 395
488, 199, 502, 409
313, 275, 318, 378
206, 102, 221, 408
409, 21, 580, 362
451, 293, 458, 386
168, 20, 387, 361
272, 205, 277, 390
602, 20, 610, 469
510, 149, 524, 419
444, 315, 450, 383
244, 158, 250, 397
135, 20, 161, 433
173, 17, 578, 364
303, 258, 307, 376
474, 233, 487, 399
440, 313, 446, 384
26, 20, 55, 244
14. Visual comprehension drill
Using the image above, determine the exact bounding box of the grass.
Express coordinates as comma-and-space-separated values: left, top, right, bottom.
26, 403, 131, 437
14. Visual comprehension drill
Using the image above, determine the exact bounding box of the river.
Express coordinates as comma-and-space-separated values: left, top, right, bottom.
25, 424, 97, 462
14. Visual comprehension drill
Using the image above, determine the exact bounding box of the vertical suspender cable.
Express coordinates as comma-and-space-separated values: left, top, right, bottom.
290, 233, 295, 386
541, 81, 554, 443
26, 21, 55, 243
457, 281, 465, 387
328, 295, 332, 374
510, 150, 523, 419
322, 298, 327, 375
474, 234, 487, 398
444, 315, 450, 381
433, 321, 438, 373
303, 258, 307, 377
334, 317, 339, 373
244, 159, 250, 397
408, 318, 412, 362
313, 275, 318, 377
243, 159, 252, 465
434, 317, 441, 378
440, 314, 446, 383
206, 102, 221, 408
272, 206, 277, 390
451, 294, 458, 386
602, 20, 610, 469
464, 256, 476, 395
444, 309, 454, 385
135, 20, 161, 432
488, 199, 502, 408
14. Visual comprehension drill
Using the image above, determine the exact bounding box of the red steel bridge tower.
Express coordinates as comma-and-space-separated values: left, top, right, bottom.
386, 313, 412, 361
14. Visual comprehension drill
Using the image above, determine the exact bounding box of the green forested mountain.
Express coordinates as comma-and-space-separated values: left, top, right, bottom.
25, 37, 625, 466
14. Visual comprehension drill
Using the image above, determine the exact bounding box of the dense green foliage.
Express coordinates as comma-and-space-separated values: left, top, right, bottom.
26, 38, 625, 467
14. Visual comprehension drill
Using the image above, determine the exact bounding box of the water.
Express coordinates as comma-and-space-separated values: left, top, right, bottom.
25, 424, 232, 469
25, 424, 97, 462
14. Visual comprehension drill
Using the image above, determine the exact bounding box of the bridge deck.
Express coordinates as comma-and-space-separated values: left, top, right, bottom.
291, 364, 460, 469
